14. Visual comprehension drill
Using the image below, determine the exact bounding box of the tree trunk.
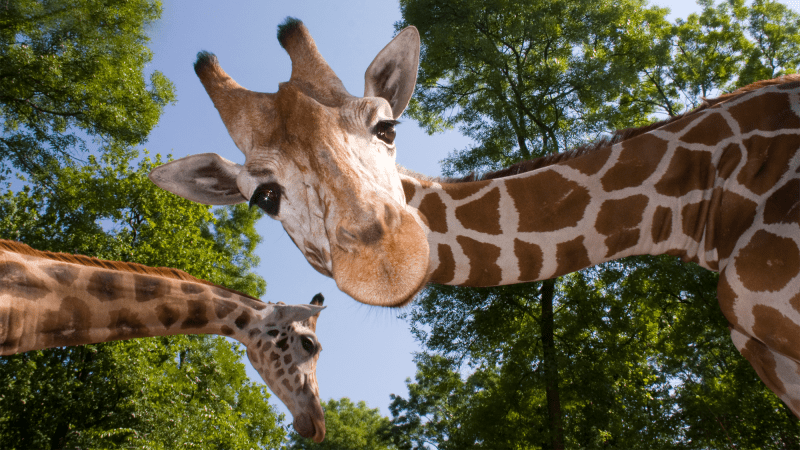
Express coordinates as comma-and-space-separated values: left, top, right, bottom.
540, 279, 564, 450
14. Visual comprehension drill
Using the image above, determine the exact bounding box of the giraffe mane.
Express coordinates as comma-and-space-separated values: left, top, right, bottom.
433, 74, 800, 183
0, 239, 261, 301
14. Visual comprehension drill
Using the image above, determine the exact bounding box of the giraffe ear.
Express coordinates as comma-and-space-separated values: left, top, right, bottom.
277, 303, 326, 325
364, 26, 420, 119
149, 153, 246, 205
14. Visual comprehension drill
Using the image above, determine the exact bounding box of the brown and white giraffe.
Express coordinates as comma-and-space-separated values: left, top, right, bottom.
149, 19, 800, 415
0, 239, 327, 442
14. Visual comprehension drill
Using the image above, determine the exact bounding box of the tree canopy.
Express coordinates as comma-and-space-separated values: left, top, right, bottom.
389, 0, 800, 448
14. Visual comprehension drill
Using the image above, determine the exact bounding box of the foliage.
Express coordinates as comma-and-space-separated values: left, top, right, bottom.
288, 397, 397, 450
0, 0, 175, 179
391, 0, 800, 448
0, 150, 284, 449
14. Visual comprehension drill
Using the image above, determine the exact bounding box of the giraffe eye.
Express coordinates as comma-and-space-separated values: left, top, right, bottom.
374, 120, 397, 145
249, 183, 282, 216
301, 336, 315, 354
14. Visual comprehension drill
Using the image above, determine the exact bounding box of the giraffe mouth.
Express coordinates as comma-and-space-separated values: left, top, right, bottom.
293, 409, 326, 443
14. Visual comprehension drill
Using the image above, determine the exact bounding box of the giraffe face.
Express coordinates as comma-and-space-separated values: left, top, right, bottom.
149, 20, 430, 307
245, 300, 326, 442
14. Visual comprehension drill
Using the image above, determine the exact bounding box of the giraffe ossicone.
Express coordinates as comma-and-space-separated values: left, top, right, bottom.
0, 240, 327, 443
149, 19, 800, 417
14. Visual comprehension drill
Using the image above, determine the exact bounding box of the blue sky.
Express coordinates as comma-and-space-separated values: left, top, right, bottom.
144, 0, 711, 424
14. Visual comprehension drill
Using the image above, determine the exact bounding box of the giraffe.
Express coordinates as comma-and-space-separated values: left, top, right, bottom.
0, 239, 327, 442
148, 19, 800, 415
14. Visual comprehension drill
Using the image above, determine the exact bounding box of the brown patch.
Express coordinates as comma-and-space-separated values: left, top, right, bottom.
455, 187, 502, 235
87, 271, 125, 303
288, 365, 297, 375
156, 304, 180, 329
791, 291, 800, 314
456, 236, 502, 286
595, 195, 648, 257
509, 171, 591, 233
0, 261, 51, 301
651, 206, 673, 244
134, 274, 169, 303
181, 283, 205, 295
718, 143, 742, 180
401, 179, 416, 202
276, 337, 289, 351
601, 134, 669, 192
181, 300, 210, 329
514, 239, 543, 282
42, 264, 79, 287
738, 134, 800, 195
264, 341, 273, 351
269, 351, 280, 362
735, 230, 800, 292
234, 311, 252, 329
729, 92, 800, 134
555, 236, 591, 277
212, 287, 233, 298
443, 179, 492, 201
752, 305, 800, 362
430, 244, 456, 284
658, 112, 701, 134
282, 378, 295, 393
240, 296, 267, 311
681, 199, 711, 243
716, 271, 739, 328
418, 193, 448, 234
276, 368, 285, 378
284, 354, 292, 365
562, 147, 613, 176
215, 300, 237, 319
739, 336, 786, 396
764, 179, 800, 225
706, 189, 758, 260
221, 325, 234, 336
107, 308, 148, 340
0, 307, 22, 353
680, 113, 734, 146
654, 147, 715, 198
40, 295, 92, 348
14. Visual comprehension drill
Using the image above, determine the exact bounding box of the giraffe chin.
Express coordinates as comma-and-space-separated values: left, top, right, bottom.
331, 216, 430, 307
294, 409, 326, 443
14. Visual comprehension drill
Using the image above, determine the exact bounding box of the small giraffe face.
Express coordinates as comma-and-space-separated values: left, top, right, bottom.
245, 298, 326, 442
150, 19, 430, 307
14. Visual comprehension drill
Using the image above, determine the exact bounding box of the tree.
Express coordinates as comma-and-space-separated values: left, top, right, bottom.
0, 150, 285, 449
288, 398, 397, 450
0, 0, 175, 179
392, 0, 800, 448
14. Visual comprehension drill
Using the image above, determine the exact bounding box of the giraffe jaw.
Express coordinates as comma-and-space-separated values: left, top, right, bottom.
294, 405, 326, 443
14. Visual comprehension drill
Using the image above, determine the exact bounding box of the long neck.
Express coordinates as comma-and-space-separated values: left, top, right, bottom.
402, 125, 718, 287
0, 241, 269, 354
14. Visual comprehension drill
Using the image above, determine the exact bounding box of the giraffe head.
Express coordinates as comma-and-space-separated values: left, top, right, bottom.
245, 294, 326, 442
149, 18, 429, 307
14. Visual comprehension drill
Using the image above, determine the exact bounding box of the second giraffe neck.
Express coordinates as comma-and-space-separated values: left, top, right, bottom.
402, 123, 722, 286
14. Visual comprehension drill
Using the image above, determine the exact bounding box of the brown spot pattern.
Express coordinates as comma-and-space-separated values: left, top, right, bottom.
680, 113, 734, 145
284, 354, 292, 364
740, 336, 786, 396
681, 199, 711, 243
221, 325, 234, 335
276, 338, 289, 351
107, 308, 147, 340
717, 143, 742, 180
240, 297, 267, 311
729, 92, 800, 134
601, 134, 669, 191
87, 271, 124, 303
282, 378, 294, 393
40, 296, 91, 347
509, 171, 591, 233
156, 304, 180, 329
0, 261, 51, 301
42, 264, 79, 287
215, 300, 237, 319
430, 244, 456, 284
595, 195, 648, 257
134, 274, 169, 303
738, 134, 800, 195
659, 113, 700, 134
401, 179, 416, 202
563, 147, 612, 176
234, 311, 252, 329
181, 283, 205, 295
716, 271, 739, 328
735, 230, 800, 292
418, 193, 448, 233
443, 180, 492, 201
181, 300, 210, 329
706, 189, 758, 260
555, 236, 591, 277
514, 239, 543, 282
752, 305, 800, 362
455, 187, 502, 235
212, 286, 233, 298
651, 206, 673, 244
764, 179, 800, 225
654, 147, 715, 198
456, 236, 502, 286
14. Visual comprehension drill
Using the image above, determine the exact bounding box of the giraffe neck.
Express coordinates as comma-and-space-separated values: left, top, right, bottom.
0, 241, 271, 354
399, 89, 773, 286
